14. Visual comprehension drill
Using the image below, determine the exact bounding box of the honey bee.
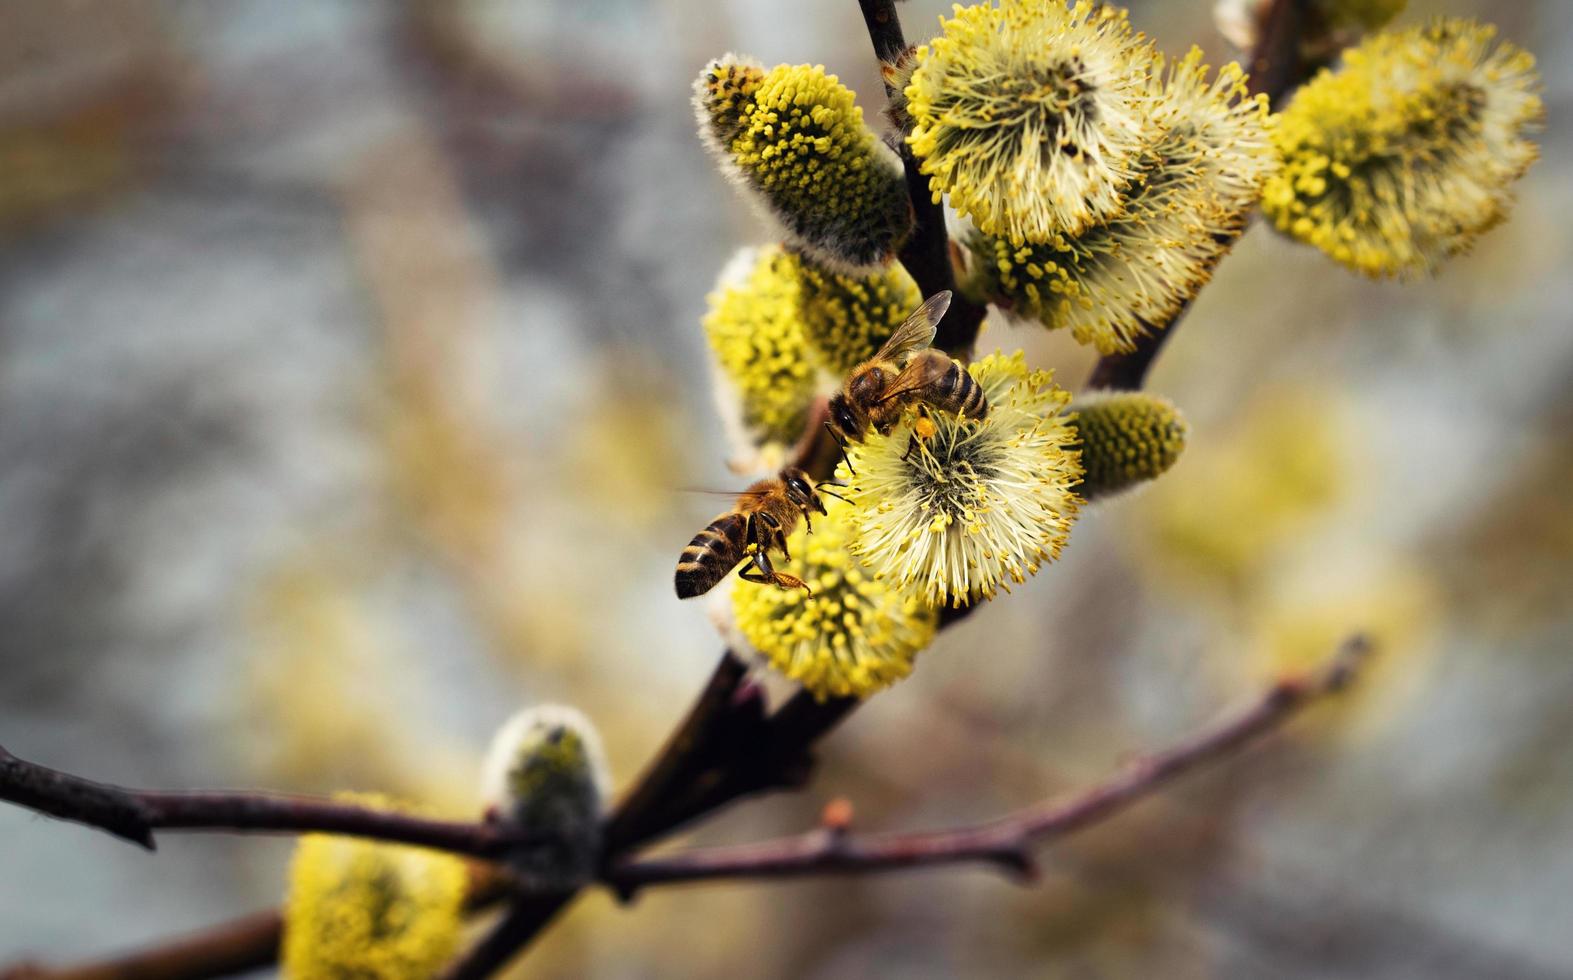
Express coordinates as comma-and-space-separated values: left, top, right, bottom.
824, 290, 988, 468
674, 466, 842, 599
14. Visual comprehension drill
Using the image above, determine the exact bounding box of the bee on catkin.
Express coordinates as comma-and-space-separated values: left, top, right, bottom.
675, 466, 839, 599
824, 292, 987, 467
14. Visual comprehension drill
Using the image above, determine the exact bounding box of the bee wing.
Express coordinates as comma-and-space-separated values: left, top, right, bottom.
873, 350, 952, 406
871, 291, 951, 364
678, 487, 773, 497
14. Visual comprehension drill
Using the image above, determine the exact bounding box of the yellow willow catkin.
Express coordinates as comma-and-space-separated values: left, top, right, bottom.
906, 0, 1160, 244
695, 59, 912, 273
795, 257, 922, 375
1263, 18, 1542, 278
962, 49, 1275, 354
732, 501, 937, 700
480, 704, 609, 889
1072, 392, 1188, 500
840, 351, 1083, 607
283, 795, 468, 980
702, 245, 820, 447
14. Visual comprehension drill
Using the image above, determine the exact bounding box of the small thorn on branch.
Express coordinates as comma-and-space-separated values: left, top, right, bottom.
989, 845, 1040, 883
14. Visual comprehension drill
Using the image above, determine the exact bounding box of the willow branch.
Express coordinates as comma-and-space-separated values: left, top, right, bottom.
0, 912, 283, 980
1085, 0, 1310, 391
607, 637, 1370, 895
602, 650, 753, 851
1247, 0, 1314, 108
857, 0, 987, 357
0, 752, 538, 858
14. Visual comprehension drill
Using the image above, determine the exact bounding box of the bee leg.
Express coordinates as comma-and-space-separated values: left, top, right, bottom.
900, 405, 939, 462
756, 512, 789, 561
759, 549, 811, 596
738, 541, 773, 585
769, 571, 812, 596
740, 550, 811, 597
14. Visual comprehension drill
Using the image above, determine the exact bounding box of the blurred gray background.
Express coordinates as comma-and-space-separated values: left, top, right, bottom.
2, 0, 1571, 976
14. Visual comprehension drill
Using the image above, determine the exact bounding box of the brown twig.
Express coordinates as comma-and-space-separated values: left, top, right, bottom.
1085, 0, 1311, 392
0, 747, 158, 849
0, 911, 284, 980
1247, 0, 1313, 109
0, 750, 538, 858
607, 636, 1371, 895
857, 0, 987, 357
602, 651, 752, 851
5, 634, 1367, 978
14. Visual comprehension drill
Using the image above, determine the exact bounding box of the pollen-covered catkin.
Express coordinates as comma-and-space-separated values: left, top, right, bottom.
732, 501, 937, 700
694, 55, 766, 147
839, 351, 1083, 607
905, 0, 1159, 244
1262, 18, 1542, 278
962, 49, 1275, 354
1071, 392, 1188, 501
283, 795, 468, 980
796, 259, 922, 374
695, 60, 912, 273
703, 246, 821, 450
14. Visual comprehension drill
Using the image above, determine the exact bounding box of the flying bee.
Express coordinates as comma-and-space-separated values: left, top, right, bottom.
674, 466, 846, 600
824, 290, 989, 470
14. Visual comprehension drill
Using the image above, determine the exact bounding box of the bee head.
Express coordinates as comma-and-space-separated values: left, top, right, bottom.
826, 394, 862, 442
781, 467, 826, 515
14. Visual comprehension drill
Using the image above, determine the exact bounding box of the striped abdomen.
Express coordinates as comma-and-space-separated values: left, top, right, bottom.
927, 357, 989, 421
675, 511, 748, 599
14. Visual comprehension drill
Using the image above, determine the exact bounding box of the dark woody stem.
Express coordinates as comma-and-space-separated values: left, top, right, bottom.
857, 0, 987, 358
0, 747, 540, 857
607, 636, 1369, 892
1086, 0, 1312, 391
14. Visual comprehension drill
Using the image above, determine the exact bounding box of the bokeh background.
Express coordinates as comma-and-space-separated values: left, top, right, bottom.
2, 0, 1571, 976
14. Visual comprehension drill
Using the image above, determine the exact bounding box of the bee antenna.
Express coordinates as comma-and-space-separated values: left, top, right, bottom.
818, 487, 851, 503
824, 421, 854, 475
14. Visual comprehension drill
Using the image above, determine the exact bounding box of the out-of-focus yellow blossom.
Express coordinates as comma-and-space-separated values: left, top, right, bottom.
1263, 19, 1542, 278
840, 351, 1082, 607
283, 794, 468, 980
905, 0, 1158, 244
1138, 389, 1344, 597
1245, 565, 1439, 738
703, 247, 934, 466
481, 705, 609, 888
703, 246, 820, 449
1072, 392, 1188, 501
796, 258, 922, 374
964, 49, 1275, 353
695, 60, 911, 273
732, 502, 937, 700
